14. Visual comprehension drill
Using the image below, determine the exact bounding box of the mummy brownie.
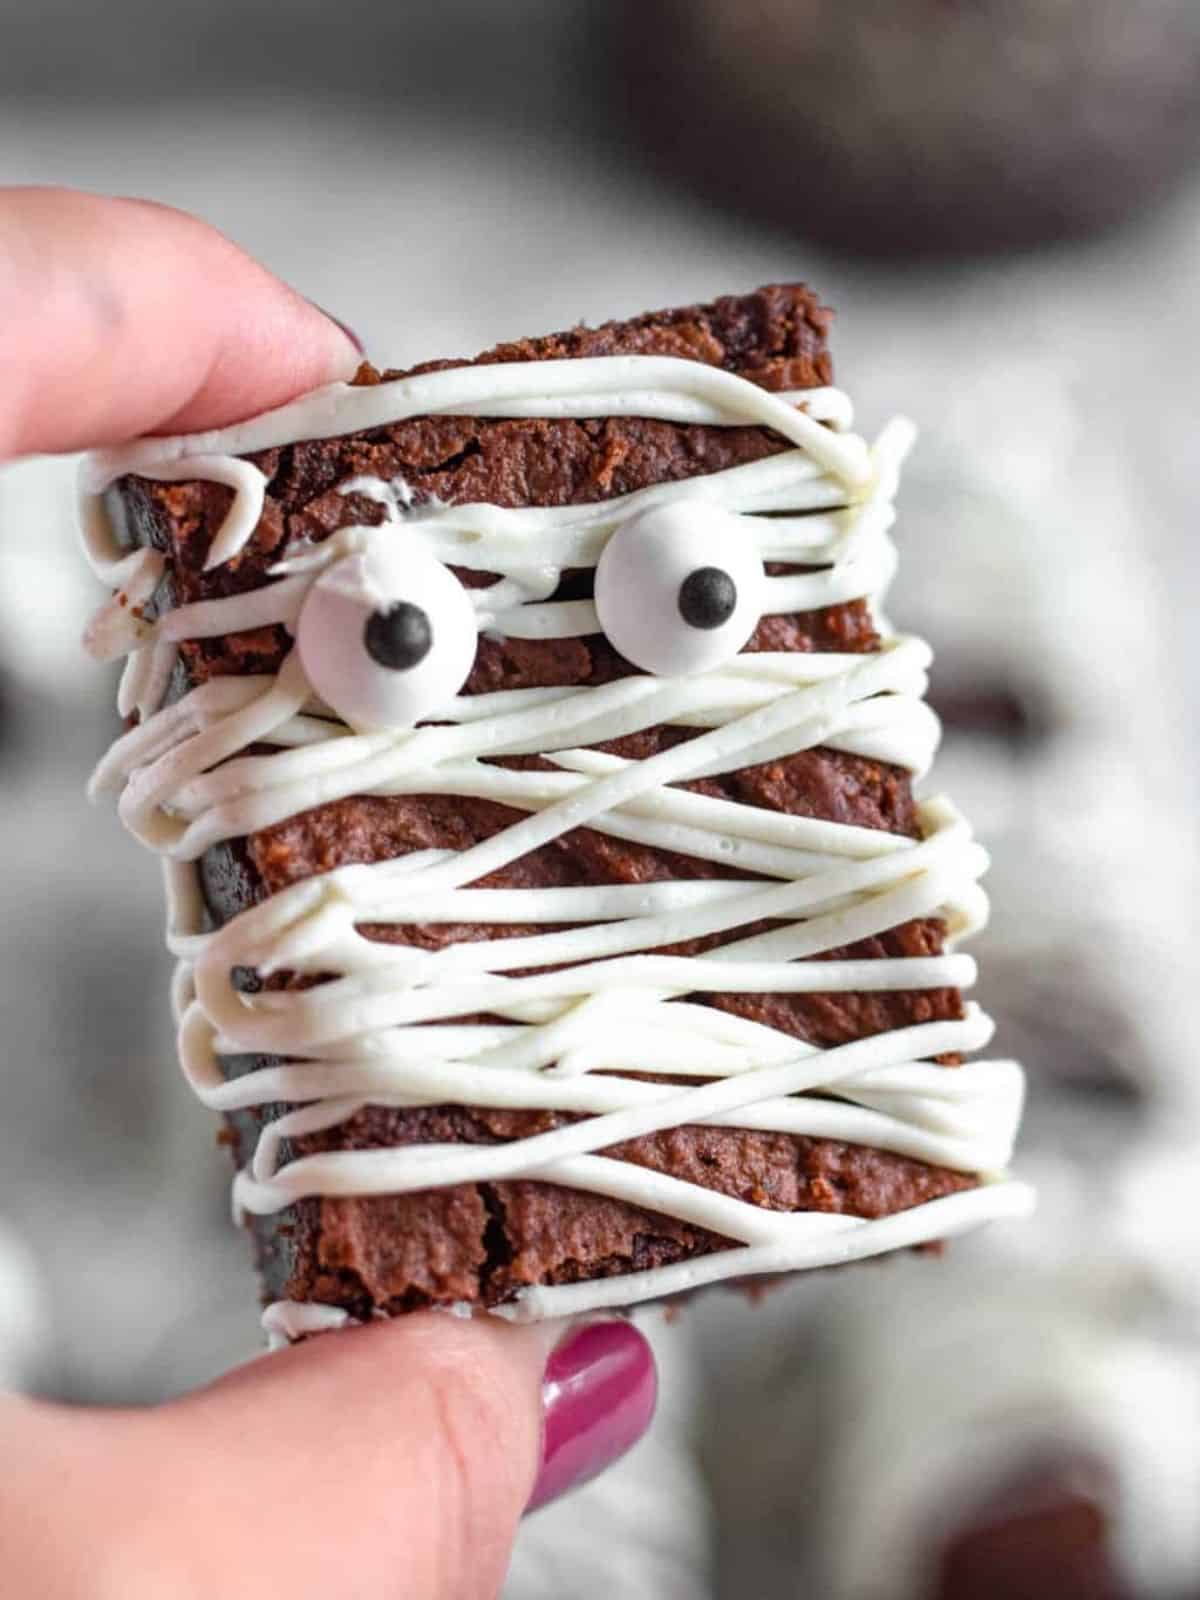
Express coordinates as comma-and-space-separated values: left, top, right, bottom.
706, 1221, 1200, 1600
78, 285, 1030, 1330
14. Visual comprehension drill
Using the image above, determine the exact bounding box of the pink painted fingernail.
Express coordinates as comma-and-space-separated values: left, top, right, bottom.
526, 1320, 658, 1514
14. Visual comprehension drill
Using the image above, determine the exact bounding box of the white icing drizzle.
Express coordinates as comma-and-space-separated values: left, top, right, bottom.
79, 354, 1029, 1327
261, 1298, 353, 1352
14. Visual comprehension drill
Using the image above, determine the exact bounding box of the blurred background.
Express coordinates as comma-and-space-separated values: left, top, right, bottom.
2, 2, 1200, 1594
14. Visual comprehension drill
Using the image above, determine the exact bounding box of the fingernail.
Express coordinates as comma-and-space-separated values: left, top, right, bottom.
309, 301, 365, 355
526, 1320, 657, 1514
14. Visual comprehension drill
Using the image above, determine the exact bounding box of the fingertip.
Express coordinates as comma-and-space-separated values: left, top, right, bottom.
99, 1311, 658, 1599
160, 1310, 550, 1597
0, 185, 367, 457
148, 278, 365, 438
527, 1318, 658, 1513
307, 301, 366, 358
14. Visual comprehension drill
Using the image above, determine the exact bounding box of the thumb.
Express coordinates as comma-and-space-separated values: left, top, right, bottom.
0, 185, 363, 461
20, 1313, 656, 1600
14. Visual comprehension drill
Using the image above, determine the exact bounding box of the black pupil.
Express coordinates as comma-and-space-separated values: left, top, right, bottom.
363, 602, 433, 671
677, 567, 737, 631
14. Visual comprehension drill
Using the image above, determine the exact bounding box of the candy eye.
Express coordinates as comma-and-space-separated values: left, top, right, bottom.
295, 541, 477, 731
593, 503, 765, 677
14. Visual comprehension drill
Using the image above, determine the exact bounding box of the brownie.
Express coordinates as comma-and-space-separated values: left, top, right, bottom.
618, 0, 1200, 258
934, 1459, 1148, 1600
937, 1497, 1126, 1600
114, 285, 974, 1316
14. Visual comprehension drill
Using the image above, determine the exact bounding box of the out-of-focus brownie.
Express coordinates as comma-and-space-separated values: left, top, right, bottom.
114, 286, 973, 1315
935, 1459, 1132, 1600
617, 0, 1200, 258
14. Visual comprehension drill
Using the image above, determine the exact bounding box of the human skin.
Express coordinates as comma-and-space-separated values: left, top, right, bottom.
0, 185, 656, 1600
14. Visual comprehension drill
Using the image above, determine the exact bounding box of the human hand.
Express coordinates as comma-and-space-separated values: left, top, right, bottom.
0, 186, 657, 1600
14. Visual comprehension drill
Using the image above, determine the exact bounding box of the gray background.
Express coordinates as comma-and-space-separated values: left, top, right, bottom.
1, 2, 1199, 1593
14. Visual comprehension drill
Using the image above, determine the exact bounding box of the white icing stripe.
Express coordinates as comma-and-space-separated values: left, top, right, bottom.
80, 361, 866, 541
493, 1180, 1037, 1321
259, 1180, 1036, 1330
213, 1015, 1019, 1217
93, 639, 939, 861
261, 1299, 353, 1351
79, 354, 1028, 1326
82, 547, 164, 661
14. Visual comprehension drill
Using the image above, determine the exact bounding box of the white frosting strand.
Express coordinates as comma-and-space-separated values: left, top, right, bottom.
79, 354, 1028, 1325
261, 1298, 353, 1352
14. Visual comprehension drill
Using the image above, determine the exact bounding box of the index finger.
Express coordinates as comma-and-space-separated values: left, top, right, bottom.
0, 186, 362, 462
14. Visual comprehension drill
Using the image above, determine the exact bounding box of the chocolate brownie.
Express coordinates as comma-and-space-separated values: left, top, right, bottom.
618, 0, 1200, 257
111, 286, 976, 1316
935, 1460, 1131, 1600
934, 1454, 1200, 1600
